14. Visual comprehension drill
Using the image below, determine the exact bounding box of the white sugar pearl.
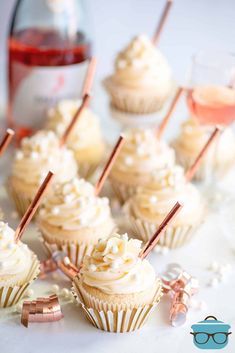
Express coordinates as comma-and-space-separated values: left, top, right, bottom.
208, 261, 219, 272
52, 284, 60, 294
89, 264, 97, 272
61, 288, 70, 298
7, 242, 15, 250
136, 146, 145, 156
64, 194, 74, 204
52, 207, 60, 215
111, 259, 122, 270
208, 277, 219, 287
154, 245, 162, 253
16, 151, 24, 160
25, 289, 34, 297
10, 211, 18, 220
149, 195, 158, 204
63, 257, 71, 266
198, 300, 207, 311
161, 246, 169, 255
30, 151, 39, 160
111, 245, 118, 254
15, 303, 22, 313
117, 59, 127, 69
124, 156, 134, 166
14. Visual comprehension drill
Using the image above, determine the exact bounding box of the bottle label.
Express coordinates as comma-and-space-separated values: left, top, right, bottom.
10, 60, 88, 129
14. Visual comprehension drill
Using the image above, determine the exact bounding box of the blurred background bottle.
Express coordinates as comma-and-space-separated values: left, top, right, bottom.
8, 0, 91, 137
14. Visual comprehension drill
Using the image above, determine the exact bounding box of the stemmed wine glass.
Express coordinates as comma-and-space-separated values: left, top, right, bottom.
186, 50, 235, 210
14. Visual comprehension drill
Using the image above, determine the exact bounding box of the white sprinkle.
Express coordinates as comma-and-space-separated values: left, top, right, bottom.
89, 264, 97, 272
149, 195, 158, 204
61, 288, 70, 298
161, 246, 169, 255
124, 156, 134, 166
63, 257, 71, 266
52, 284, 60, 294
16, 151, 24, 160
154, 245, 162, 253
7, 242, 15, 250
52, 207, 60, 215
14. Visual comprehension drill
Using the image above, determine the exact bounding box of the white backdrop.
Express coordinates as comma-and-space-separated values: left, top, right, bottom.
1, 0, 235, 89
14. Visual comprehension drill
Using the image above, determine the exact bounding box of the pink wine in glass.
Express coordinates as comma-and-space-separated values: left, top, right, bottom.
187, 85, 235, 126
8, 0, 91, 139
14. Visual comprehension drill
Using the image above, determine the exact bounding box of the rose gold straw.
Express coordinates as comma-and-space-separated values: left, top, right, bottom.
82, 57, 97, 96
60, 94, 91, 147
157, 87, 184, 139
139, 202, 182, 259
95, 135, 125, 196
15, 171, 54, 242
152, 0, 173, 45
185, 126, 221, 182
0, 129, 15, 157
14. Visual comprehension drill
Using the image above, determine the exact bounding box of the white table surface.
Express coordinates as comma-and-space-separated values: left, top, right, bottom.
1, 85, 235, 353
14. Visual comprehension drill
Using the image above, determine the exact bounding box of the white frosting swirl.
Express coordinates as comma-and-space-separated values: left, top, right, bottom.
130, 165, 202, 224
39, 178, 113, 230
46, 100, 104, 159
12, 130, 77, 189
81, 233, 156, 294
0, 222, 32, 286
112, 34, 172, 90
111, 128, 175, 183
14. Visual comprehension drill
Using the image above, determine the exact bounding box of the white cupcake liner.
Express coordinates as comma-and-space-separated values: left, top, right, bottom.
72, 277, 162, 333
174, 146, 235, 182
129, 216, 201, 249
41, 237, 96, 267
103, 78, 172, 114
7, 181, 33, 217
110, 179, 139, 204
0, 255, 40, 308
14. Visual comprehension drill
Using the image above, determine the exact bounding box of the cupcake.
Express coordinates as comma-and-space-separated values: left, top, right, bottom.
109, 127, 175, 203
46, 100, 105, 178
72, 232, 162, 332
8, 130, 78, 216
37, 178, 115, 266
0, 222, 40, 308
172, 117, 235, 181
125, 164, 204, 249
104, 34, 173, 114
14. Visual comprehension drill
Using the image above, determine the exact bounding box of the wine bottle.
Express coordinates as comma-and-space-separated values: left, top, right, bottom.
8, 0, 91, 137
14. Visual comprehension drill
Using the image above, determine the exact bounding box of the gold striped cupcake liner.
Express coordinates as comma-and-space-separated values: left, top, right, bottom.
41, 237, 97, 267
72, 277, 163, 333
129, 216, 201, 249
110, 179, 139, 204
0, 255, 40, 308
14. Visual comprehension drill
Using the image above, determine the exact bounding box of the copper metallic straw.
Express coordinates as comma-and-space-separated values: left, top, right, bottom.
0, 129, 15, 157
185, 126, 221, 182
15, 171, 54, 242
52, 251, 79, 280
157, 87, 184, 139
152, 0, 173, 45
139, 202, 182, 259
95, 135, 125, 196
82, 57, 97, 96
60, 94, 91, 147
